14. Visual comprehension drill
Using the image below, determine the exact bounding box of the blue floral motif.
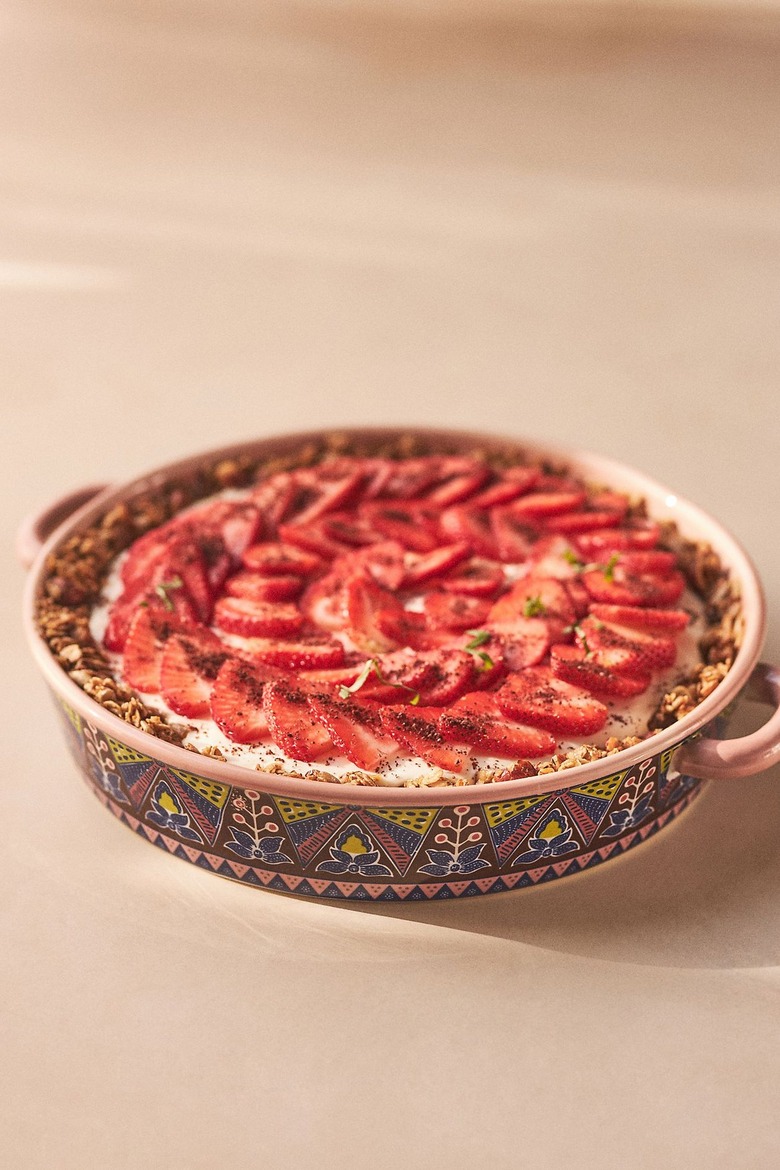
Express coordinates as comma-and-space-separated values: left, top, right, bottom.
90, 760, 129, 804
226, 831, 291, 865
601, 796, 654, 837
514, 812, 579, 864
146, 781, 201, 841
317, 827, 392, 877
419, 844, 490, 877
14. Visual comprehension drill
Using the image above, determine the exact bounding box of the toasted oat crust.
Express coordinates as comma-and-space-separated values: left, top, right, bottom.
34, 433, 741, 784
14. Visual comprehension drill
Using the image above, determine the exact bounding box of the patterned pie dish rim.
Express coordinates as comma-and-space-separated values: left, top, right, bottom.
20, 427, 778, 809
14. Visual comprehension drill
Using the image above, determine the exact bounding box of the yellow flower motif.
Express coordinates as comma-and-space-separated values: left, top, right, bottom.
158, 791, 180, 815
538, 818, 563, 840
340, 834, 368, 857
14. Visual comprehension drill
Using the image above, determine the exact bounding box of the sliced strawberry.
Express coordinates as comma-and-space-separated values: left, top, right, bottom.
214, 597, 304, 638
439, 692, 556, 758
298, 659, 368, 689
344, 575, 404, 654
359, 458, 397, 499
581, 567, 685, 607
104, 579, 199, 652
299, 569, 350, 631
471, 467, 540, 508
193, 499, 262, 564
588, 603, 690, 633
322, 511, 381, 547
613, 550, 677, 574
263, 679, 334, 761
438, 506, 498, 558
422, 591, 492, 631
359, 501, 440, 552
413, 649, 477, 706
251, 471, 297, 530
225, 570, 303, 602
242, 541, 323, 577
490, 508, 534, 562
543, 509, 629, 534
239, 635, 346, 670
574, 520, 660, 555
211, 657, 274, 743
484, 617, 549, 670
339, 541, 407, 591
550, 643, 650, 697
118, 518, 181, 597
488, 576, 575, 632
380, 706, 472, 773
403, 541, 471, 586
122, 605, 192, 692
424, 466, 490, 506
171, 541, 215, 623
277, 519, 353, 561
497, 668, 609, 736
468, 635, 507, 689
507, 489, 586, 519
534, 474, 585, 493
288, 461, 366, 525
577, 615, 677, 672
440, 558, 504, 597
525, 534, 581, 579
376, 608, 453, 652
588, 490, 629, 518
307, 693, 400, 771
346, 648, 443, 703
378, 458, 445, 499
563, 576, 591, 619
104, 600, 141, 652
159, 630, 231, 718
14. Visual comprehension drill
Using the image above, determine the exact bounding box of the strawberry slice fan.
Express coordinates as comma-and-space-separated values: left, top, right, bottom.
106, 454, 694, 778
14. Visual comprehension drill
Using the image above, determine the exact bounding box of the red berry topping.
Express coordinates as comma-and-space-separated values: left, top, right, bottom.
422, 591, 492, 631
439, 691, 556, 758
497, 668, 609, 736
549, 644, 650, 697
159, 630, 231, 718
122, 606, 193, 692
225, 570, 303, 602
307, 693, 400, 771
211, 658, 275, 743
380, 706, 472, 773
263, 679, 334, 761
214, 597, 304, 638
242, 541, 323, 577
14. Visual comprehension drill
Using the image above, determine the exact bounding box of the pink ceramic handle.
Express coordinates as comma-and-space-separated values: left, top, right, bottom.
16, 484, 110, 570
675, 662, 780, 780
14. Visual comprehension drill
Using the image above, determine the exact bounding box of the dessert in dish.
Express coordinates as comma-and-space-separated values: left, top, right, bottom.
38, 436, 742, 788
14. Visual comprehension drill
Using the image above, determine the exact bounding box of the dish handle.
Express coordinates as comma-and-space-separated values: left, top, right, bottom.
16, 484, 111, 570
674, 662, 780, 780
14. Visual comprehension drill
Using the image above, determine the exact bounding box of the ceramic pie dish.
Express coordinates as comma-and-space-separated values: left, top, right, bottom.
19, 428, 780, 900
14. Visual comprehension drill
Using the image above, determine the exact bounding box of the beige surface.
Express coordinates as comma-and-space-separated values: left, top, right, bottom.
3, 3, 780, 1167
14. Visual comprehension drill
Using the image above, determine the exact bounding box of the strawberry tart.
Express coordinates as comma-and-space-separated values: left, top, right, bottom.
69, 441, 738, 788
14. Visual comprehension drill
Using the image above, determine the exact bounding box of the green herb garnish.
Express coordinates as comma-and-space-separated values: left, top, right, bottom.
338, 659, 376, 699
154, 575, 183, 611
522, 595, 546, 618
339, 658, 420, 705
476, 652, 494, 672
602, 553, 620, 583
464, 629, 492, 651
562, 548, 584, 570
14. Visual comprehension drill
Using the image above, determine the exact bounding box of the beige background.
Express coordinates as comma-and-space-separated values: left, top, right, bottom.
2, 2, 780, 1167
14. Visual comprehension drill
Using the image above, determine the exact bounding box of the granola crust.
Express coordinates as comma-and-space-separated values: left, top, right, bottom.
33, 434, 742, 784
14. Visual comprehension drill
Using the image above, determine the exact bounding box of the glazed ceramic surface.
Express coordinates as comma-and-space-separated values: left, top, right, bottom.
21, 429, 780, 900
